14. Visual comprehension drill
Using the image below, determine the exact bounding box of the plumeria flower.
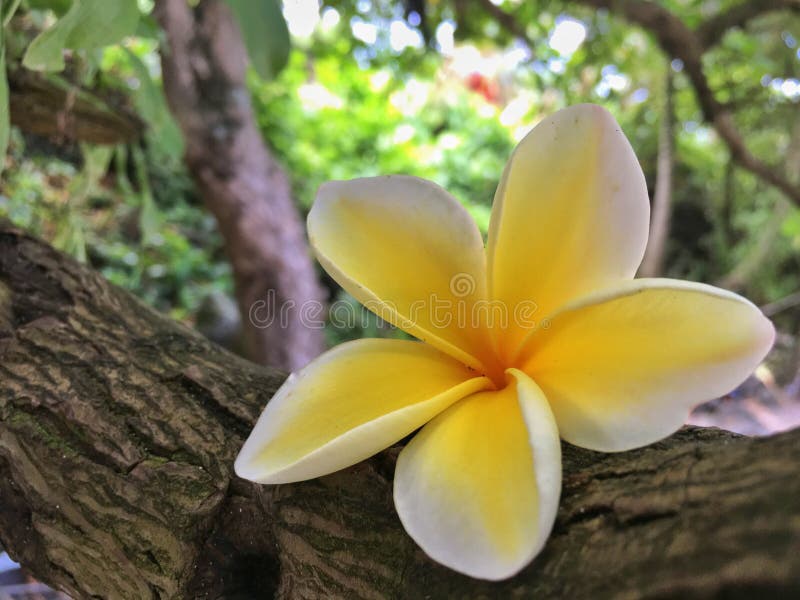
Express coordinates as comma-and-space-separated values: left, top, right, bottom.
235, 104, 774, 580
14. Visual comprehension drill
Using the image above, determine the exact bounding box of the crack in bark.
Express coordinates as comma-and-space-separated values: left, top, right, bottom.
0, 226, 799, 598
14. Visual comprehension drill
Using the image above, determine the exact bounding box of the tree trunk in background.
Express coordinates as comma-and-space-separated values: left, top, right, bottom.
639, 69, 674, 278
1, 226, 799, 599
154, 0, 325, 371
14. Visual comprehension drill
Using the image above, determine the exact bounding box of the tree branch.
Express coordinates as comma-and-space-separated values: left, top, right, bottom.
7, 67, 142, 145
697, 0, 800, 49
574, 0, 800, 205
1, 225, 799, 597
480, 0, 800, 206
476, 0, 529, 39
761, 289, 800, 317
715, 93, 800, 291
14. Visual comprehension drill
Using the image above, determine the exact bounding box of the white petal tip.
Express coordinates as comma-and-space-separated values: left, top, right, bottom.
233, 443, 287, 485
758, 313, 777, 355
233, 451, 261, 483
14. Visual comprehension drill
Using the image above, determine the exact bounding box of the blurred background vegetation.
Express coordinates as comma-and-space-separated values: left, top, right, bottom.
0, 3, 798, 389
0, 0, 799, 595
0, 0, 798, 372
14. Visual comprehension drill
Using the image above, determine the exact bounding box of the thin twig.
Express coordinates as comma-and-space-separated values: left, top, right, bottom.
762, 290, 800, 317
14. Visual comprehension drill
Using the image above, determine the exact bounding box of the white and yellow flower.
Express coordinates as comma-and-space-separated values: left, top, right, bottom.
235, 104, 774, 580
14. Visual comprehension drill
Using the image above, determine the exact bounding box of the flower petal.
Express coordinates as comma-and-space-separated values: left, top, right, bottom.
393, 369, 561, 581
487, 104, 650, 359
309, 176, 494, 372
235, 339, 490, 484
519, 279, 775, 452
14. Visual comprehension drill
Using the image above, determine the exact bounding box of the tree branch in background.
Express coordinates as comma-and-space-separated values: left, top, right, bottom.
761, 290, 800, 317
639, 68, 674, 278
480, 0, 800, 206
697, 0, 800, 49
1, 225, 800, 598
575, 0, 800, 205
475, 0, 529, 39
7, 66, 142, 145
154, 0, 325, 371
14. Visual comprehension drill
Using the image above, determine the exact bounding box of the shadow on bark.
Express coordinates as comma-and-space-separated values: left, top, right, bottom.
0, 225, 798, 599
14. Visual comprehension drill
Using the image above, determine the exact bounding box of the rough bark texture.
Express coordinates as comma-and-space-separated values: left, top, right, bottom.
1, 226, 800, 599
154, 0, 325, 371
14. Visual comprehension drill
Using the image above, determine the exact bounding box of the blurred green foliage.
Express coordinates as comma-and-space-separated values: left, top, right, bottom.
22, 0, 139, 71
252, 45, 512, 230
1, 0, 799, 342
226, 0, 290, 79
1, 130, 231, 321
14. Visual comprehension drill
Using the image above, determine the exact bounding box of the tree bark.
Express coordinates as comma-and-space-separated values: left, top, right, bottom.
154, 0, 325, 371
7, 67, 141, 146
0, 225, 799, 598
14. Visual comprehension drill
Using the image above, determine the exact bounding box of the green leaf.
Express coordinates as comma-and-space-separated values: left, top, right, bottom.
53, 144, 112, 263
23, 0, 139, 71
65, 0, 139, 49
225, 0, 290, 80
123, 48, 184, 161
26, 0, 73, 17
132, 144, 161, 246
52, 214, 87, 262
134, 13, 161, 40
2, 0, 22, 26
80, 143, 113, 183
781, 209, 800, 238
